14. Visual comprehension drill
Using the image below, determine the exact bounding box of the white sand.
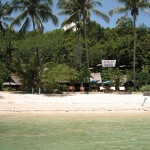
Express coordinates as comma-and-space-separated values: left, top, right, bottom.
0, 91, 150, 114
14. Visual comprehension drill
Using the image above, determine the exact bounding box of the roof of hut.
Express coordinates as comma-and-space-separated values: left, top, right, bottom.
2, 75, 21, 86
90, 73, 102, 83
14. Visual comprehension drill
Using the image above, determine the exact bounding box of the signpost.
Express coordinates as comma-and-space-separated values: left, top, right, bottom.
102, 60, 116, 67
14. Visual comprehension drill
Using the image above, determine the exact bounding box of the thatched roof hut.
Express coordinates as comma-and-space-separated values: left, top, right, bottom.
2, 76, 21, 90
90, 73, 102, 84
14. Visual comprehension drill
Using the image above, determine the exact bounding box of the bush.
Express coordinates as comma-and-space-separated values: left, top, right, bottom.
139, 85, 150, 92
0, 63, 9, 90
42, 63, 76, 92
2, 87, 16, 91
126, 87, 134, 92
60, 84, 68, 92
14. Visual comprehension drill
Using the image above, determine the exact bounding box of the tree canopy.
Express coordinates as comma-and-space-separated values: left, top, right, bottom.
0, 0, 150, 92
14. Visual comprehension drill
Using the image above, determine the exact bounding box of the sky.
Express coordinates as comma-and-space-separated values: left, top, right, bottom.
45, 0, 150, 32
3, 0, 150, 32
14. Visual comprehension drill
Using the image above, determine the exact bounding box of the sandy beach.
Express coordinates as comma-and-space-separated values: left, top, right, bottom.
0, 91, 150, 114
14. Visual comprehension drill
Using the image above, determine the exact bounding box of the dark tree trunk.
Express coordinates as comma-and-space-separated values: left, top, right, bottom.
32, 17, 42, 94
84, 21, 91, 91
76, 21, 82, 69
32, 17, 43, 72
133, 15, 136, 91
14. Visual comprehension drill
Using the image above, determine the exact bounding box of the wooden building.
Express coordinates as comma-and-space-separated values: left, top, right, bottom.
2, 75, 21, 90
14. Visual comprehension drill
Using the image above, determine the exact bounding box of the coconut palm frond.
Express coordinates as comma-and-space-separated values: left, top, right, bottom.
88, 1, 102, 7
64, 25, 76, 34
12, 0, 58, 31
116, 0, 127, 4
38, 2, 52, 12
45, 0, 53, 6
58, 9, 73, 16
3, 22, 10, 29
141, 8, 150, 15
0, 22, 4, 31
43, 11, 58, 25
19, 17, 30, 33
34, 15, 44, 32
61, 12, 79, 27
11, 11, 28, 27
61, 18, 74, 28
116, 15, 127, 27
0, 1, 13, 32
109, 6, 128, 16
91, 8, 109, 23
2, 16, 14, 22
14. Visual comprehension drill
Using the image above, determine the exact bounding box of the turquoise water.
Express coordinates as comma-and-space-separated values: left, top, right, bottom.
0, 113, 150, 150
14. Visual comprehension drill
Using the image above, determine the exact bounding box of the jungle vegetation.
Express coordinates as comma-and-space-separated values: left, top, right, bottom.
0, 0, 150, 93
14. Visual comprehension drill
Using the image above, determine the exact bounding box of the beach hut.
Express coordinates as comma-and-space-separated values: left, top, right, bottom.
90, 73, 102, 83
90, 73, 102, 91
2, 75, 22, 90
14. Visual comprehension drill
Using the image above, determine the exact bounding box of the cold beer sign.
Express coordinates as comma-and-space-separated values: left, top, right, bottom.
102, 60, 116, 67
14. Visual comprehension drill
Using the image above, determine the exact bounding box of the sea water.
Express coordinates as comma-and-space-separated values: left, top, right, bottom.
0, 113, 150, 150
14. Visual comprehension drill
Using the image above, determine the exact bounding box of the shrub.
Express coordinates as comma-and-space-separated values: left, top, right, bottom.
139, 85, 150, 92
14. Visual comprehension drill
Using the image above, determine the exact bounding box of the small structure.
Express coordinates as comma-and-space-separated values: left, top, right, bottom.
90, 73, 102, 83
100, 86, 105, 92
90, 73, 102, 91
119, 86, 125, 91
2, 75, 21, 90
110, 87, 115, 91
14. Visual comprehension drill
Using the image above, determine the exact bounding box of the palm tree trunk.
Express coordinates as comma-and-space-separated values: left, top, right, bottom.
83, 21, 91, 91
32, 17, 42, 94
76, 22, 82, 68
133, 15, 136, 91
84, 23, 89, 69
32, 18, 43, 72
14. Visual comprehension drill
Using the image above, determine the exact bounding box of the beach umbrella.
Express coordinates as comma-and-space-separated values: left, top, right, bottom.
102, 81, 111, 85
90, 79, 100, 83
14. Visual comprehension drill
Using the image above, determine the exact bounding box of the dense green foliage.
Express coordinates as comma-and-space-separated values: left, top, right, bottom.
0, 0, 150, 92
109, 0, 150, 91
0, 19, 150, 92
0, 63, 9, 89
42, 63, 76, 93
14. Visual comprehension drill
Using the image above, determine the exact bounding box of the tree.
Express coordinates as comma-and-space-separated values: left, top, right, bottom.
13, 52, 40, 91
0, 62, 9, 90
58, 0, 109, 91
116, 17, 133, 35
57, 0, 109, 69
0, 0, 13, 34
11, 0, 58, 72
57, 0, 82, 68
75, 66, 90, 86
136, 66, 150, 89
109, 0, 150, 91
78, 0, 109, 69
42, 63, 77, 93
78, 0, 109, 91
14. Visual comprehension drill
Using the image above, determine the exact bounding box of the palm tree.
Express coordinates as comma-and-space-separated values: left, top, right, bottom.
78, 0, 109, 91
109, 0, 150, 91
11, 0, 58, 72
58, 0, 109, 70
57, 0, 82, 69
0, 1, 15, 89
13, 52, 40, 91
0, 0, 13, 34
78, 0, 109, 69
57, 0, 109, 91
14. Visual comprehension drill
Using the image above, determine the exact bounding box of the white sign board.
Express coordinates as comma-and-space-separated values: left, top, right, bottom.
102, 60, 116, 67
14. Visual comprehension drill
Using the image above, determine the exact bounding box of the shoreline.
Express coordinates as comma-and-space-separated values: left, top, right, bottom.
0, 91, 150, 114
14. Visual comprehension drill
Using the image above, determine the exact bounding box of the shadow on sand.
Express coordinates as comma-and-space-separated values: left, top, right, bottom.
7, 91, 86, 98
